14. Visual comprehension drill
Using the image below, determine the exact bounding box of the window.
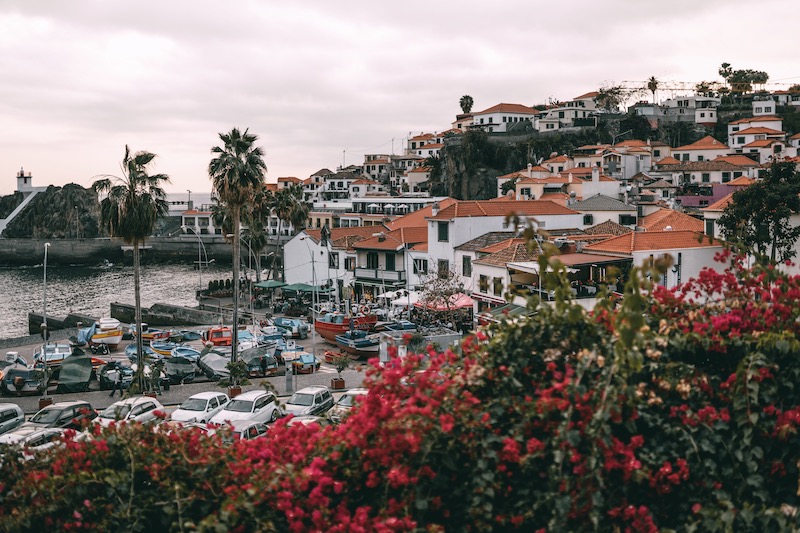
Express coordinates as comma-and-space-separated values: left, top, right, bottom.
437, 260, 450, 279
700, 112, 706, 118
765, 106, 772, 113
705, 219, 715, 237
733, 171, 743, 178
732, 126, 739, 132
462, 256, 472, 277
697, 155, 704, 161
488, 117, 493, 124
479, 275, 489, 292
619, 214, 636, 225
558, 111, 565, 118
413, 259, 428, 275
699, 200, 709, 207
654, 149, 661, 157
366, 252, 379, 269
722, 172, 731, 183
329, 252, 339, 269
492, 277, 503, 296
583, 214, 594, 225
737, 137, 745, 145
682, 153, 689, 162
385, 253, 395, 271
437, 221, 449, 242
344, 257, 356, 271
701, 173, 710, 183
755, 107, 762, 113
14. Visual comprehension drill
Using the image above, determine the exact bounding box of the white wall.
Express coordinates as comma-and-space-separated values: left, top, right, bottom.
632, 246, 725, 289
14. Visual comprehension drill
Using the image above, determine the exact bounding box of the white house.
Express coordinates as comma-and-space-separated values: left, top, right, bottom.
728, 116, 783, 147
569, 194, 637, 228
470, 103, 538, 133
671, 136, 730, 163
454, 232, 516, 294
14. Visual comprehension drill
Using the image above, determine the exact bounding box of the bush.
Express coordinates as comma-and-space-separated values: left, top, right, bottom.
1, 253, 799, 531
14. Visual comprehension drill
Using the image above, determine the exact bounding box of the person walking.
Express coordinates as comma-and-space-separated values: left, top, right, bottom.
108, 362, 124, 398
151, 359, 164, 395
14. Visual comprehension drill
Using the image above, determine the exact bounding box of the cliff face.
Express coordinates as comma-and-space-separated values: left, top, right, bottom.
2, 184, 101, 239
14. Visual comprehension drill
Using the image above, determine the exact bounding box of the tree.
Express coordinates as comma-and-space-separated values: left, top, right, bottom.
595, 84, 626, 112
647, 76, 659, 103
416, 265, 465, 328
719, 161, 800, 263
241, 184, 274, 282
718, 62, 732, 84
209, 128, 267, 365
93, 146, 170, 392
270, 183, 308, 282
459, 94, 474, 114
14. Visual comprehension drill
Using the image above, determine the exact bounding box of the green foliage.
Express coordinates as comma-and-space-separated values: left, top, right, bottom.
218, 359, 250, 388
3, 184, 101, 239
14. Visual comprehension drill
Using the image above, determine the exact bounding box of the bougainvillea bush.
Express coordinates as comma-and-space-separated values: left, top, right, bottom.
1, 254, 800, 531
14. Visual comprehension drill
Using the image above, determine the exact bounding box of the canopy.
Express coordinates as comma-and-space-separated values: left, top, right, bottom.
199, 352, 230, 381
56, 354, 93, 393
367, 203, 379, 208
165, 356, 195, 384
391, 291, 420, 307
254, 280, 286, 289
377, 289, 408, 300
414, 293, 475, 311
282, 282, 333, 293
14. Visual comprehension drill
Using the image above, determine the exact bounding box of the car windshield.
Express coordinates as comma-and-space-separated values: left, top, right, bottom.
29, 408, 62, 424
338, 394, 362, 407
225, 400, 254, 413
180, 399, 207, 412
99, 405, 131, 420
289, 393, 313, 406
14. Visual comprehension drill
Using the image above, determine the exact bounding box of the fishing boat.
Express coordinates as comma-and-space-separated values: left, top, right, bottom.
33, 342, 74, 370
334, 329, 380, 360
129, 323, 171, 342
150, 340, 182, 357
314, 311, 378, 343
202, 325, 233, 346
85, 318, 124, 348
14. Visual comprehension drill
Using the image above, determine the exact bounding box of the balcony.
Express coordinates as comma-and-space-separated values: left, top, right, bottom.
355, 268, 406, 282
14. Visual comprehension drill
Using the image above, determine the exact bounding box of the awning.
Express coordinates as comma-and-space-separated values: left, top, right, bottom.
367, 203, 379, 208
415, 292, 475, 311
255, 280, 286, 289
390, 291, 420, 307
282, 283, 333, 293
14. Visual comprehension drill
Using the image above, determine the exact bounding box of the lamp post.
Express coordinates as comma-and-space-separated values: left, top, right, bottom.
300, 237, 318, 363
74, 206, 79, 239
182, 225, 208, 290
42, 242, 51, 341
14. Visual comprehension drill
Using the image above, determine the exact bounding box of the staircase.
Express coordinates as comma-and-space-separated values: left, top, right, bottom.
0, 190, 40, 235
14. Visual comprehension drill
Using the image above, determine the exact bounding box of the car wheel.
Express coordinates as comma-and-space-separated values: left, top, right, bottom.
270, 409, 278, 422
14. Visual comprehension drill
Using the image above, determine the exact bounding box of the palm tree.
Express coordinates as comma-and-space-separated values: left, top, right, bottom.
459, 95, 474, 114
271, 184, 309, 281
647, 76, 659, 104
93, 146, 170, 393
209, 128, 267, 365
241, 184, 274, 283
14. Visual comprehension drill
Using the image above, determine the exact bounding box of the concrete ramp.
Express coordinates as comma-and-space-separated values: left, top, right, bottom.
0, 190, 40, 235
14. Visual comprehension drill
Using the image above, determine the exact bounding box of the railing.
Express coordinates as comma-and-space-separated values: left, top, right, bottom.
355, 268, 406, 282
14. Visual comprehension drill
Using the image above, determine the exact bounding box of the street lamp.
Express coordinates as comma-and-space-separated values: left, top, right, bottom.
74, 206, 79, 239
42, 242, 51, 341
182, 225, 209, 290
299, 237, 319, 363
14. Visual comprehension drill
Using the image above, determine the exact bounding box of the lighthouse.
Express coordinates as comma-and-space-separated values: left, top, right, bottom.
16, 167, 33, 194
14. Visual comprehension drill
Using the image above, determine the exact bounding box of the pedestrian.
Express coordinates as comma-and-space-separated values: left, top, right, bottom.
108, 362, 124, 398
151, 359, 164, 395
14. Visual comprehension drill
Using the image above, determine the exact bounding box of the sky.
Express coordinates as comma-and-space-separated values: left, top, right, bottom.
1, 0, 798, 196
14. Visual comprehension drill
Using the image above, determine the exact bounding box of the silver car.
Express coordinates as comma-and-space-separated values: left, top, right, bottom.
96, 397, 164, 427
209, 390, 284, 425
0, 403, 25, 436
329, 388, 368, 423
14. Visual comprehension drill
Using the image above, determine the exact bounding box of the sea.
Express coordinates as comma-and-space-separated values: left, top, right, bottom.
0, 261, 233, 340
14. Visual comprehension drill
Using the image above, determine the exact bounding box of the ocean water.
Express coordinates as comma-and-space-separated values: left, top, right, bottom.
0, 261, 233, 340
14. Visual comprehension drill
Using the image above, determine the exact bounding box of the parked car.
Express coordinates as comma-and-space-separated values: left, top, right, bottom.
284, 386, 334, 417
272, 317, 310, 339
209, 390, 284, 425
23, 401, 97, 430
217, 419, 270, 444
0, 426, 67, 457
286, 415, 332, 428
96, 397, 164, 427
329, 388, 368, 424
0, 403, 25, 436
170, 392, 230, 424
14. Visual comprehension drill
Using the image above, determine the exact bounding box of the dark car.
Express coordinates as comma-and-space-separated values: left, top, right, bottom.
23, 401, 97, 431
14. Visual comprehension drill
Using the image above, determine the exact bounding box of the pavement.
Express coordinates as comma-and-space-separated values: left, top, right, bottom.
1, 312, 367, 415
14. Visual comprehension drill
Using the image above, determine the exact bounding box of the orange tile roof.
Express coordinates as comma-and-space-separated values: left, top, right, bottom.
265, 183, 278, 192
734, 126, 785, 136
728, 176, 756, 186
584, 220, 634, 237
656, 156, 681, 165
474, 103, 538, 115
790, 133, 800, 140
639, 208, 703, 232
409, 133, 434, 141
539, 192, 570, 206
584, 230, 720, 254
478, 237, 527, 254
713, 155, 762, 167
543, 154, 569, 163
573, 91, 600, 100
743, 139, 776, 148
428, 200, 579, 220
353, 226, 428, 251
418, 143, 443, 150
613, 139, 650, 148
408, 166, 431, 173
473, 242, 539, 267
703, 193, 734, 211
304, 225, 388, 251
674, 135, 728, 151
729, 115, 782, 125
278, 176, 301, 183
182, 209, 212, 215
352, 178, 378, 185
387, 198, 457, 230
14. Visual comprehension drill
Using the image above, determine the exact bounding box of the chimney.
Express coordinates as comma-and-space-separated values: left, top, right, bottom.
592, 167, 600, 182
527, 163, 532, 179
568, 173, 573, 183
431, 201, 439, 216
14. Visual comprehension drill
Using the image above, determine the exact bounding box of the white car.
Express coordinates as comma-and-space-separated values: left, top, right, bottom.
284, 386, 334, 417
329, 388, 368, 423
216, 419, 270, 444
0, 403, 25, 436
170, 392, 230, 424
0, 426, 66, 459
209, 390, 284, 426
96, 396, 165, 427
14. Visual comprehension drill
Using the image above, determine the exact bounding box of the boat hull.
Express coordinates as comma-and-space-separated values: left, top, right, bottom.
334, 334, 379, 360
315, 314, 377, 343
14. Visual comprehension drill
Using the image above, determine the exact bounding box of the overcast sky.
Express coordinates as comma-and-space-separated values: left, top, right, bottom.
0, 0, 797, 196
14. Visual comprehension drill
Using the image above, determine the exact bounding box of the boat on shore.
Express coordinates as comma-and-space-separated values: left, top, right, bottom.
334, 320, 417, 360
314, 311, 377, 343
77, 318, 124, 349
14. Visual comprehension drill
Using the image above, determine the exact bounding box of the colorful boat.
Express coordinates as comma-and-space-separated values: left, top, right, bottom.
314, 312, 377, 343
334, 329, 380, 360
129, 323, 171, 342
90, 318, 124, 347
202, 325, 233, 346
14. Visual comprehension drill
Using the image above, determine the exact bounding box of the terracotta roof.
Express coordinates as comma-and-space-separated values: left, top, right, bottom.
654, 160, 749, 172
408, 166, 431, 173
584, 230, 720, 254
543, 154, 569, 164
538, 192, 570, 206
455, 231, 516, 252
728, 176, 755, 186
473, 237, 525, 254
743, 139, 778, 148
182, 209, 212, 215
304, 225, 387, 251
473, 242, 539, 267
713, 155, 762, 167
673, 136, 729, 151
573, 91, 600, 100
278, 176, 301, 183
790, 133, 800, 140
554, 252, 629, 266
417, 143, 443, 150
409, 133, 435, 141
474, 103, 538, 115
387, 198, 457, 230
703, 193, 734, 211
353, 226, 428, 251
570, 194, 635, 212
655, 156, 681, 165
645, 179, 676, 188
613, 139, 650, 148
734, 126, 785, 136
427, 200, 579, 220
352, 178, 378, 185
584, 220, 634, 237
638, 209, 703, 232
729, 115, 782, 125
